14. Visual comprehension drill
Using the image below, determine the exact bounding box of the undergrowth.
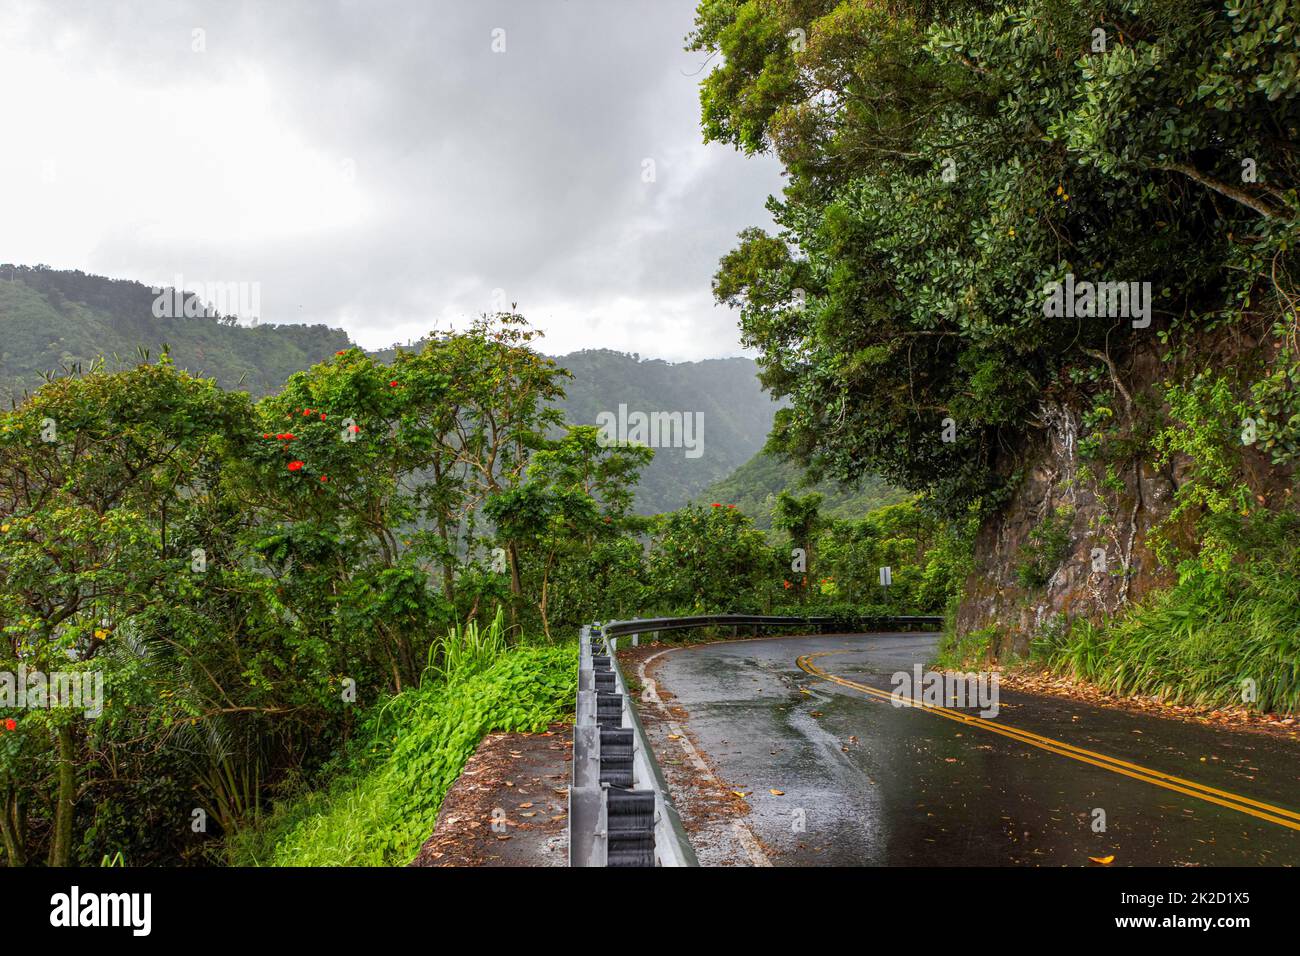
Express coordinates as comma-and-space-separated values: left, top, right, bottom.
1032, 513, 1300, 713
229, 617, 576, 866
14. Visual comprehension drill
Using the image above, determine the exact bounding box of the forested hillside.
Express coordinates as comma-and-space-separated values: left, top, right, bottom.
551, 349, 778, 513
0, 267, 783, 514
702, 448, 907, 529
0, 315, 962, 866
0, 265, 350, 402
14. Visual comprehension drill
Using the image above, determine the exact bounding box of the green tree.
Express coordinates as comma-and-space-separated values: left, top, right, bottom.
692, 0, 1300, 513
0, 358, 251, 865
772, 491, 824, 602
485, 426, 652, 638
648, 503, 775, 613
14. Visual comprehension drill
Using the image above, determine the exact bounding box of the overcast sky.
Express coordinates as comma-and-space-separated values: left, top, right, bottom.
0, 0, 785, 359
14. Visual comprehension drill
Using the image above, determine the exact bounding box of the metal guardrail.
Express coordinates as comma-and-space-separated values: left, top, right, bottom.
599, 613, 944, 638
568, 613, 943, 866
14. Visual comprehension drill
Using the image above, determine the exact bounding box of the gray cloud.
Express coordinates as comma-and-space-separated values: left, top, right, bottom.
0, 0, 784, 359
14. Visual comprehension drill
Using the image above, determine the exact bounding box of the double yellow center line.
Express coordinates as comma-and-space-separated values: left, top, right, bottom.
796, 651, 1300, 833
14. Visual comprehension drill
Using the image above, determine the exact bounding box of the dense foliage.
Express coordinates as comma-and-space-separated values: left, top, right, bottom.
231, 624, 577, 867
1033, 512, 1300, 711
693, 0, 1300, 711
691, 0, 1300, 513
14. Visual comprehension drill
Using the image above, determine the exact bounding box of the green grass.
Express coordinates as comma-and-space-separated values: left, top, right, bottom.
229, 640, 576, 866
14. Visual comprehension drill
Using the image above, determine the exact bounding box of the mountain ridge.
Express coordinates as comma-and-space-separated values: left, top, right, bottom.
0, 265, 778, 513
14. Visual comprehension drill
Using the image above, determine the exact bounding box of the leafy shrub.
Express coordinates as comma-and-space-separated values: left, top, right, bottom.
1250, 318, 1300, 467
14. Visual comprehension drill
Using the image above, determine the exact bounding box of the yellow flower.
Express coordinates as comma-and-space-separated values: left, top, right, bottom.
1008, 227, 1016, 237
1056, 185, 1064, 196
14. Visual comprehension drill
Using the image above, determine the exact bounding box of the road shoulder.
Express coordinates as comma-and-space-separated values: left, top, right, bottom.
409, 722, 571, 867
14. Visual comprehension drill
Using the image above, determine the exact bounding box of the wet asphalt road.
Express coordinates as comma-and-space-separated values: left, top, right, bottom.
647, 633, 1300, 866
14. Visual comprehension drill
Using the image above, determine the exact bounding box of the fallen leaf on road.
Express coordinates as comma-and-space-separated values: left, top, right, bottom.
769, 788, 785, 796
1089, 855, 1115, 865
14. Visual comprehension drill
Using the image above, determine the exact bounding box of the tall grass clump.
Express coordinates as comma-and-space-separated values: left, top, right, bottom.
431, 606, 510, 682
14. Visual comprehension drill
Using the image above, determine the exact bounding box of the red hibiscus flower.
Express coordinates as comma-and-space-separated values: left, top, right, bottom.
319, 476, 329, 483
287, 461, 304, 472
3, 718, 15, 731
320, 413, 327, 420
710, 503, 721, 508
336, 350, 347, 356
389, 380, 398, 387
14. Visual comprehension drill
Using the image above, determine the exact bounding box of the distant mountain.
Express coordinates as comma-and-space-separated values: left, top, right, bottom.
702, 449, 908, 529
549, 349, 779, 514
0, 265, 350, 404
0, 266, 779, 514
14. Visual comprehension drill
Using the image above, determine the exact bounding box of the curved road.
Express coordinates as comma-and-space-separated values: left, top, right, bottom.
637, 632, 1300, 866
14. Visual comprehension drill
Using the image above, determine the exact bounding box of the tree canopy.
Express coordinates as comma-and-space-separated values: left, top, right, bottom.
693, 0, 1300, 512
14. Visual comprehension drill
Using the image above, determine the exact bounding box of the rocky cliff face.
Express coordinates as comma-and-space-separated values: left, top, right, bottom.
954, 331, 1291, 659
956, 401, 1178, 657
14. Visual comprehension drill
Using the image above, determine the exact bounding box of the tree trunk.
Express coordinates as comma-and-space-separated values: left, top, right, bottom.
506, 541, 522, 632
432, 458, 456, 602
507, 541, 522, 596
48, 723, 76, 866
538, 553, 554, 642
0, 787, 27, 867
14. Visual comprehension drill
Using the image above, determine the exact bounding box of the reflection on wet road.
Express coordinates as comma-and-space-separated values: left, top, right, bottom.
645, 632, 1300, 866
